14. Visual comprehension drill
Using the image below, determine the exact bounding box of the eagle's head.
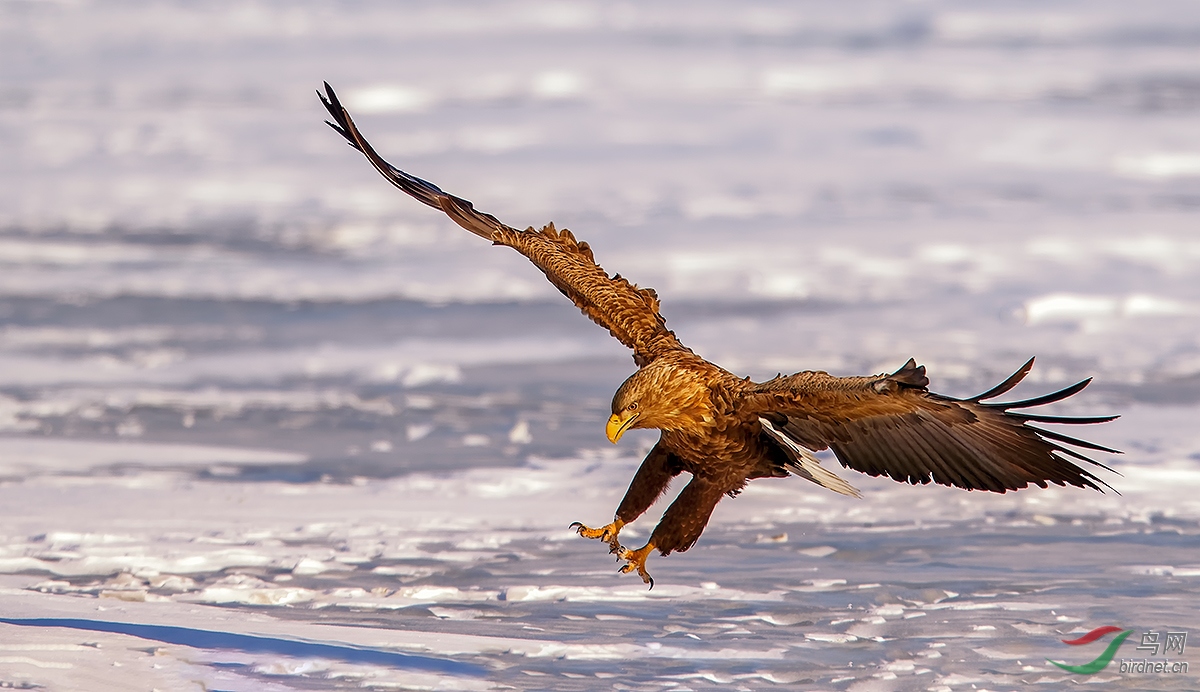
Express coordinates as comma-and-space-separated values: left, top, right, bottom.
607, 360, 713, 443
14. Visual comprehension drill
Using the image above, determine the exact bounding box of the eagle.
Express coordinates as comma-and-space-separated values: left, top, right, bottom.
319, 83, 1118, 587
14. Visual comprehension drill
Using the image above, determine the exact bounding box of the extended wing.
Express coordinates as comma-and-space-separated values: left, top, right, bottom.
319, 83, 687, 366
741, 358, 1119, 493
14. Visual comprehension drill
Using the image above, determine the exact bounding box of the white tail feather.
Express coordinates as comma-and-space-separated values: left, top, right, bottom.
759, 417, 861, 498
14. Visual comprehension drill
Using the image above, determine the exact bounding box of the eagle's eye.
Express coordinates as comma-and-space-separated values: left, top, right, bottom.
627, 402, 638, 411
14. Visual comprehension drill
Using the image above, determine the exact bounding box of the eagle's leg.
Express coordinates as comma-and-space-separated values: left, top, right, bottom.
615, 475, 728, 588
572, 442, 681, 555
649, 475, 728, 556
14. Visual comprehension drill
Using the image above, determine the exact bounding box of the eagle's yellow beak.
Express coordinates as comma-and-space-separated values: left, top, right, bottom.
606, 412, 639, 444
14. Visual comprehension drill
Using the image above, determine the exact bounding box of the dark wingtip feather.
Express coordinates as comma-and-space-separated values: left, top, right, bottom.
318, 83, 337, 115
1028, 425, 1123, 455
318, 84, 357, 145
968, 357, 1035, 402
322, 81, 342, 111
1046, 449, 1120, 493
1046, 441, 1120, 473
987, 377, 1093, 410
1009, 412, 1121, 425
963, 358, 1120, 492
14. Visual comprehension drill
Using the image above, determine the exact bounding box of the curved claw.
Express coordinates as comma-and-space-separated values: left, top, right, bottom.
616, 543, 656, 589
568, 521, 583, 530
615, 563, 652, 588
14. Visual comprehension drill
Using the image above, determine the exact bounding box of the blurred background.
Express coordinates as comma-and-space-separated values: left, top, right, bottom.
2, 1, 1199, 690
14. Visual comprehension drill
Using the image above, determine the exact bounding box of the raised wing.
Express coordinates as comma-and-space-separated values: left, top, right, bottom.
319, 83, 687, 366
740, 358, 1119, 493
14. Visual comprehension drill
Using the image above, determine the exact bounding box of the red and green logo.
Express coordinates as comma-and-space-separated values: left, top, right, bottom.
1047, 625, 1132, 674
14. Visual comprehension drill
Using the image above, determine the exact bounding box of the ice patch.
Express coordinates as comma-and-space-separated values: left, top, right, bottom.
1114, 153, 1200, 179
531, 71, 585, 100
0, 239, 161, 265
500, 583, 786, 603
343, 85, 433, 114
1021, 293, 1197, 325
507, 420, 533, 444
0, 437, 304, 477
934, 11, 1100, 43
806, 633, 858, 643
1022, 293, 1118, 324
761, 66, 880, 98
0, 336, 607, 387
196, 584, 318, 607
399, 363, 463, 387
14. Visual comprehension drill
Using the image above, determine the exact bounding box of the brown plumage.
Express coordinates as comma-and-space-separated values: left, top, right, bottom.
319, 83, 1120, 587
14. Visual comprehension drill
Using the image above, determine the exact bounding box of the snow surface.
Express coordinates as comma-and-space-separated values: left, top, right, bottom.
2, 0, 1199, 689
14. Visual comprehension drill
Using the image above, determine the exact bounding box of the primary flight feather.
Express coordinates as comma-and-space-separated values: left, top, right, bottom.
319, 83, 1119, 587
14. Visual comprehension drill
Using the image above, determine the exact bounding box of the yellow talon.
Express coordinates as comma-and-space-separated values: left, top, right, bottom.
617, 542, 656, 589
570, 519, 625, 553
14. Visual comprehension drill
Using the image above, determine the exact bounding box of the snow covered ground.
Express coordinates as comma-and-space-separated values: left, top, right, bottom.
1, 1, 1199, 689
